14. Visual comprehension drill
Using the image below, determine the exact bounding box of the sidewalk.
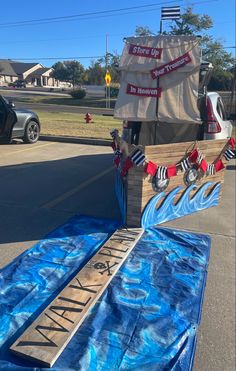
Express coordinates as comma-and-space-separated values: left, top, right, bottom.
39, 134, 111, 146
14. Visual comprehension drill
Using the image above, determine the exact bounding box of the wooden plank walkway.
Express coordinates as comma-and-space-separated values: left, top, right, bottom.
10, 227, 144, 367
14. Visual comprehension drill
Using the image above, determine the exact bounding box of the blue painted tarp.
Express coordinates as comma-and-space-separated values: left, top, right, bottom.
0, 215, 211, 371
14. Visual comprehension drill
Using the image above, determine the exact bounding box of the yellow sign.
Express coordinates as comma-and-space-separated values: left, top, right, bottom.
105, 70, 111, 86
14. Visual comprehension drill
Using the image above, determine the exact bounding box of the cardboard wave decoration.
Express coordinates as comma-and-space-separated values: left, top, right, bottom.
141, 182, 221, 228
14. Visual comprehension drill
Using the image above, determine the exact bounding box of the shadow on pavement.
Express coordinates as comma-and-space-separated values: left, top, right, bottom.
0, 151, 121, 245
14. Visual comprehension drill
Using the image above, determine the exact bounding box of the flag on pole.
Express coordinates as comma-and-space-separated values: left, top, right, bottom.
161, 6, 180, 20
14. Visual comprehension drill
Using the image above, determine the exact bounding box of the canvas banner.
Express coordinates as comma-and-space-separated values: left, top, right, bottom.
115, 70, 159, 121
114, 35, 201, 124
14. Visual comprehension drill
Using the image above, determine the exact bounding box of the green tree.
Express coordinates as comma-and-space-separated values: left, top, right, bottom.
135, 7, 235, 91
201, 38, 235, 90
97, 52, 121, 83
64, 61, 85, 88
85, 61, 105, 85
169, 8, 234, 90
51, 62, 69, 82
169, 7, 212, 35
52, 60, 85, 88
135, 8, 213, 36
135, 26, 154, 36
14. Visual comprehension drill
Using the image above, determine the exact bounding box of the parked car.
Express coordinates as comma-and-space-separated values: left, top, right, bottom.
0, 95, 40, 143
9, 80, 26, 88
122, 92, 233, 145
203, 92, 233, 140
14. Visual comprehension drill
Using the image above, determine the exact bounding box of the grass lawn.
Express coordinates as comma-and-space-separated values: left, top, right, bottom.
38, 110, 235, 139
37, 110, 123, 139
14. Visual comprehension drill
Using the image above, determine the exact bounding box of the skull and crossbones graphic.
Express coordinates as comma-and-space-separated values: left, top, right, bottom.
87, 260, 118, 276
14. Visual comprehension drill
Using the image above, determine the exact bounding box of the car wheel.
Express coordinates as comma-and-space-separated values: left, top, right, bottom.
23, 120, 40, 143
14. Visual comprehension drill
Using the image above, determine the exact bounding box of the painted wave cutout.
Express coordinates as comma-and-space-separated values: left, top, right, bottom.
141, 182, 221, 229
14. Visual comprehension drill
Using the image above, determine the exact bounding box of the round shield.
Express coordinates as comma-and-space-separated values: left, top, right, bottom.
152, 175, 169, 193
184, 167, 199, 186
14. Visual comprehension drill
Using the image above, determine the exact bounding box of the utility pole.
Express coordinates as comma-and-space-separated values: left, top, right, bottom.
159, 20, 163, 34
105, 33, 110, 109
106, 33, 108, 69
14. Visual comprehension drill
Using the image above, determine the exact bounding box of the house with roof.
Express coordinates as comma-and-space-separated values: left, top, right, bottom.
0, 59, 61, 87
0, 59, 18, 85
27, 67, 58, 87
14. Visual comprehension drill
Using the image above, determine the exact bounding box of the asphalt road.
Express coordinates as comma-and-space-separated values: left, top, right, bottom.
14, 101, 114, 115
166, 163, 236, 371
0, 141, 119, 265
0, 140, 235, 371
0, 85, 105, 96
0, 87, 113, 114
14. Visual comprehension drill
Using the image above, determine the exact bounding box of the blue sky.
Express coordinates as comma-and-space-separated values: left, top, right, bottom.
1, 0, 235, 68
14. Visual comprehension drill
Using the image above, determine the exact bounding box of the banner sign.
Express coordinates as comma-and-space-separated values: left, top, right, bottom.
151, 52, 192, 79
129, 44, 162, 59
127, 83, 162, 97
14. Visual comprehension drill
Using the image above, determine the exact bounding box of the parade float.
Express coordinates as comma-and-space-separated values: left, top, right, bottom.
1, 35, 235, 371
111, 35, 235, 227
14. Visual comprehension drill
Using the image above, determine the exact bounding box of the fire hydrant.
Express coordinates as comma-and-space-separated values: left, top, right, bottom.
84, 113, 92, 123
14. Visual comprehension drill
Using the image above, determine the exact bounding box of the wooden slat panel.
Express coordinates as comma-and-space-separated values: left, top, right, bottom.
125, 139, 228, 226
145, 154, 227, 164
144, 139, 228, 155
126, 205, 143, 214
142, 172, 225, 190
142, 174, 224, 192
126, 163, 144, 225
128, 196, 145, 204
141, 173, 225, 210
126, 216, 141, 227
10, 228, 144, 367
127, 186, 142, 195
145, 143, 228, 163
145, 146, 228, 158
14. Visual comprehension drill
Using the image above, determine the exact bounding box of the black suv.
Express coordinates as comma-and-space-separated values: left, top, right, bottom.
0, 95, 40, 143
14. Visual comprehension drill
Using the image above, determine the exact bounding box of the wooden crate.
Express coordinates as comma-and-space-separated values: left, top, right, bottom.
122, 139, 228, 227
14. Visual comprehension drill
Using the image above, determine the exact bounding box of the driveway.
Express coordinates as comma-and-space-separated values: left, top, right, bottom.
0, 140, 235, 371
165, 161, 235, 371
0, 140, 119, 268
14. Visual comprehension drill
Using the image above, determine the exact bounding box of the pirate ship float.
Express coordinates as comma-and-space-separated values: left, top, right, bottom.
111, 35, 235, 227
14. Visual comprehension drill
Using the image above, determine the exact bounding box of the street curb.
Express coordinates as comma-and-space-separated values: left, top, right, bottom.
39, 135, 111, 146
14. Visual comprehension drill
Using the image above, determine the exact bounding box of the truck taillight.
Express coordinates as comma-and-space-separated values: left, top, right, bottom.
205, 98, 221, 133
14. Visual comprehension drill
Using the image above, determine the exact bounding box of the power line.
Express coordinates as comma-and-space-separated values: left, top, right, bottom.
1, 19, 235, 46
0, 7, 180, 29
0, 8, 173, 29
4, 56, 104, 61
0, 1, 183, 28
0, 33, 127, 46
6, 46, 235, 62
0, 0, 220, 29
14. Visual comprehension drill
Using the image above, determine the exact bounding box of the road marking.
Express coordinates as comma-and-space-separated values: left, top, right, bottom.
41, 166, 114, 209
5, 143, 55, 155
